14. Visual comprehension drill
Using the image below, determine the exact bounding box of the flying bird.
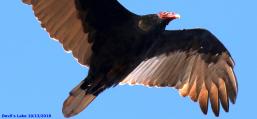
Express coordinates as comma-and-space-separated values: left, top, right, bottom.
23, 0, 238, 117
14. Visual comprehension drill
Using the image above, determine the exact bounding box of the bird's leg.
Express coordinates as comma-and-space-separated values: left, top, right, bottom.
80, 73, 102, 94
87, 75, 110, 96
90, 64, 135, 95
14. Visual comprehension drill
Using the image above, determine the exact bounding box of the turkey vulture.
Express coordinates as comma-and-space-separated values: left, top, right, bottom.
23, 0, 238, 117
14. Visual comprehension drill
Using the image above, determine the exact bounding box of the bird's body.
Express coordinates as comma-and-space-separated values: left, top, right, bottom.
23, 0, 238, 118
83, 18, 147, 94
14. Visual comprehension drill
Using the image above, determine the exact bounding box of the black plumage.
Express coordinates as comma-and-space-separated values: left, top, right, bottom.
23, 0, 238, 118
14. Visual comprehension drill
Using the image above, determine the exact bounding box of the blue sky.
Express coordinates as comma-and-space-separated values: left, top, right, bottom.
0, 0, 256, 119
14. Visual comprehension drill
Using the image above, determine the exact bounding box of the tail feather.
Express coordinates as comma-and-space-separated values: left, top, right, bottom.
62, 81, 96, 118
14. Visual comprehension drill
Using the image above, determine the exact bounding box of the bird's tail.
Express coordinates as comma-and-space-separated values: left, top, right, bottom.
62, 81, 96, 118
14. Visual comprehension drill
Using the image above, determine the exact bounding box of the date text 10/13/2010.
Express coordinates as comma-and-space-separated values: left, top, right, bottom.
1, 114, 51, 118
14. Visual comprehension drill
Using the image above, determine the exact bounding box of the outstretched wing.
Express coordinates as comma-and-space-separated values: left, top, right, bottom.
121, 29, 238, 116
22, 0, 138, 67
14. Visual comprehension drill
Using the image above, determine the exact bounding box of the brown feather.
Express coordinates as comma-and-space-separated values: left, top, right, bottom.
23, 0, 92, 67
180, 55, 200, 97
188, 55, 204, 101
63, 25, 83, 51
209, 82, 220, 116
195, 75, 204, 101
189, 79, 198, 102
224, 64, 238, 103
166, 53, 185, 87
165, 53, 182, 87
198, 84, 209, 115
154, 56, 173, 86
22, 0, 32, 5
179, 83, 189, 97
218, 78, 229, 112
63, 81, 96, 118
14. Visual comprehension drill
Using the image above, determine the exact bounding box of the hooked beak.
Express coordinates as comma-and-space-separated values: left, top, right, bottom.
158, 12, 181, 20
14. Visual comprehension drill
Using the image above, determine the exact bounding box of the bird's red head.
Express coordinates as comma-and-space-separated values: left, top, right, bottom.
158, 12, 181, 21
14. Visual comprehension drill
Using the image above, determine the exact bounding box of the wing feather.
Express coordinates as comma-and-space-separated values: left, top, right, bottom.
209, 82, 220, 116
23, 0, 92, 67
120, 29, 238, 116
198, 83, 209, 114
218, 78, 229, 112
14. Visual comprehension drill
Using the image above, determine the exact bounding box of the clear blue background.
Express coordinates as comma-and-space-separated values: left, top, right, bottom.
0, 0, 256, 119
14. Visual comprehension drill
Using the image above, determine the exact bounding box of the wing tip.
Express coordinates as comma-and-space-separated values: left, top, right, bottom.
22, 0, 32, 5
